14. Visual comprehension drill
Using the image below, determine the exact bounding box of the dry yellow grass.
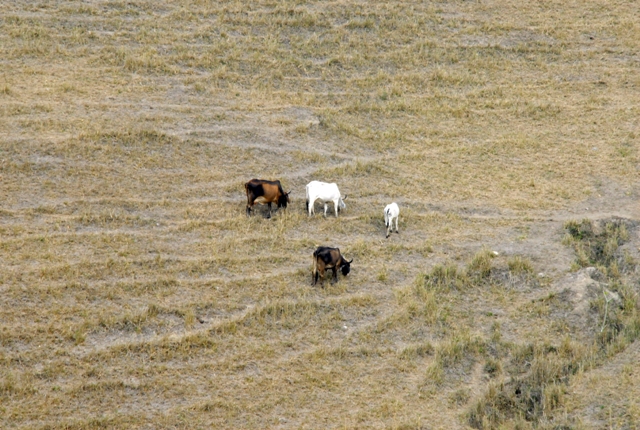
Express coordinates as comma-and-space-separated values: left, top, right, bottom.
1, 0, 639, 428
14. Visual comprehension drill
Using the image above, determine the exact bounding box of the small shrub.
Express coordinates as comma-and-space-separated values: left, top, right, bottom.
508, 256, 534, 275
184, 309, 196, 329
377, 266, 388, 282
398, 343, 434, 360
450, 389, 471, 405
564, 219, 593, 241
425, 360, 444, 385
564, 218, 632, 268
468, 248, 495, 280
484, 358, 501, 378
543, 383, 565, 412
468, 382, 515, 429
345, 18, 375, 30
147, 304, 160, 318
419, 263, 469, 291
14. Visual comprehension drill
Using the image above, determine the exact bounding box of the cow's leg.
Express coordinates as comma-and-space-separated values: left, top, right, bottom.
246, 202, 252, 217
267, 202, 272, 219
395, 216, 399, 234
316, 269, 324, 287
334, 200, 339, 217
386, 223, 391, 238
332, 267, 338, 283
323, 203, 328, 217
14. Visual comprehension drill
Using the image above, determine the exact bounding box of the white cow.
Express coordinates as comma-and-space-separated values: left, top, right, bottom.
306, 181, 347, 217
384, 202, 400, 238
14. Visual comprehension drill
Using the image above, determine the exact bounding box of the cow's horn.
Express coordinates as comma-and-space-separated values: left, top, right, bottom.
348, 258, 353, 263
342, 195, 348, 200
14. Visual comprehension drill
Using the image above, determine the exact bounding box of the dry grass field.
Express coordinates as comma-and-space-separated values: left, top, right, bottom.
1, 0, 639, 428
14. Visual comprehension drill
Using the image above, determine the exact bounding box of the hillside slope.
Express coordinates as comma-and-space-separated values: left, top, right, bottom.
1, 0, 639, 428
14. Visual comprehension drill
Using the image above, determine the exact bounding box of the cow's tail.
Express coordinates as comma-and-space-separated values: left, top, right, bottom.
312, 250, 318, 284
312, 254, 317, 274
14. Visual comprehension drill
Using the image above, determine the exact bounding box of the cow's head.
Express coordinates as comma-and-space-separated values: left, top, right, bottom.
278, 191, 291, 208
338, 195, 347, 212
341, 258, 353, 276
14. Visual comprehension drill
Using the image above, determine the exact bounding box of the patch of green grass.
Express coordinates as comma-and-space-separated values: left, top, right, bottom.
564, 218, 632, 272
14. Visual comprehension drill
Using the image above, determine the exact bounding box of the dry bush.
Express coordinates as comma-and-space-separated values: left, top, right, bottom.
508, 256, 535, 276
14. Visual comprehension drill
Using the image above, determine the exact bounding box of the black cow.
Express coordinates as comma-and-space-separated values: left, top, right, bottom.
244, 179, 290, 218
312, 246, 353, 286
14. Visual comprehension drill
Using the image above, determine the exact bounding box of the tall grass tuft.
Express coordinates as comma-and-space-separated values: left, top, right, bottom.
418, 263, 469, 292
507, 256, 534, 275
564, 218, 631, 270
468, 248, 495, 281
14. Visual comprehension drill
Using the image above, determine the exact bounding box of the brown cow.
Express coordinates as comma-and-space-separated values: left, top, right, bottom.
312, 246, 353, 287
244, 179, 290, 218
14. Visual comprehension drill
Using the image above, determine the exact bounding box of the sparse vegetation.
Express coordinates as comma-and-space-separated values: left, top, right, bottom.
468, 220, 640, 428
1, 0, 639, 428
508, 256, 535, 275
564, 218, 634, 276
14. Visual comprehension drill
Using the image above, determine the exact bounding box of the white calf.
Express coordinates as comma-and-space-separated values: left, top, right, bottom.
384, 203, 400, 238
306, 181, 347, 217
